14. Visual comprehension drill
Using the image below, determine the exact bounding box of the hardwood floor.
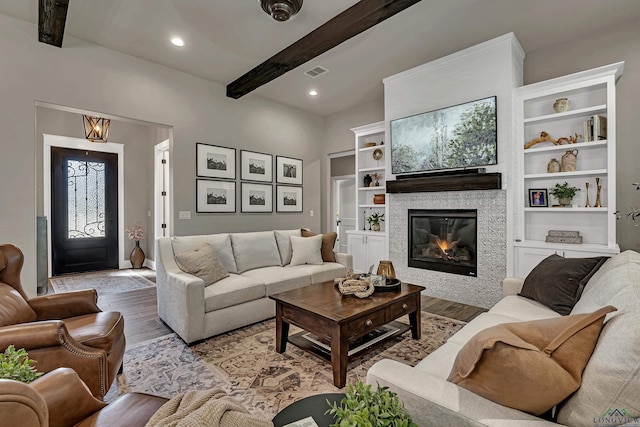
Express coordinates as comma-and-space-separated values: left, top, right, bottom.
74, 271, 486, 346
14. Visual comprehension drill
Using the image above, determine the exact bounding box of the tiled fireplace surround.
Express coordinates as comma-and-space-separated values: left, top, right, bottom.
389, 190, 507, 308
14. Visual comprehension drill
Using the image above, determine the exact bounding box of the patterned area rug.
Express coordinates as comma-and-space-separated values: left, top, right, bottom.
49, 269, 155, 296
107, 312, 465, 419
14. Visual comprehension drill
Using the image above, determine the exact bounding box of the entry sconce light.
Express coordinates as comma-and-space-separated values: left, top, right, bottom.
82, 115, 110, 142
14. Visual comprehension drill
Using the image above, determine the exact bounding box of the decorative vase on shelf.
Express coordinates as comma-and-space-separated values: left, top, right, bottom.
547, 158, 560, 173
377, 260, 396, 280
561, 149, 578, 172
553, 98, 570, 113
363, 174, 372, 188
130, 241, 145, 269
373, 194, 385, 205
558, 197, 572, 207
372, 223, 381, 232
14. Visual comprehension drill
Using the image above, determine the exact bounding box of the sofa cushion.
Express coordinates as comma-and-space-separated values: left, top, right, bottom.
447, 312, 522, 346
447, 305, 616, 416
290, 235, 324, 266
230, 231, 282, 273
274, 229, 301, 266
558, 251, 640, 426
174, 243, 229, 287
0, 283, 37, 326
301, 229, 337, 262
415, 341, 464, 380
489, 295, 560, 322
518, 254, 608, 315
203, 274, 265, 312
286, 263, 346, 285
172, 234, 238, 274
242, 266, 311, 296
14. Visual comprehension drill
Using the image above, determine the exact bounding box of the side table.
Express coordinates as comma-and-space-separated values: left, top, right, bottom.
272, 393, 344, 427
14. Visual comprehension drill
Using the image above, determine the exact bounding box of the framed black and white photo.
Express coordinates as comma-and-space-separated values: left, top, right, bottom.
196, 143, 236, 179
196, 179, 236, 213
241, 183, 272, 212
241, 150, 272, 182
276, 156, 303, 185
276, 185, 303, 212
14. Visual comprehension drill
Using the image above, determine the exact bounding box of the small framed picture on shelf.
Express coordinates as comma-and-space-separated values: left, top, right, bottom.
276, 185, 303, 212
196, 143, 236, 179
196, 179, 236, 213
241, 150, 273, 182
276, 156, 303, 185
241, 182, 273, 213
528, 189, 549, 207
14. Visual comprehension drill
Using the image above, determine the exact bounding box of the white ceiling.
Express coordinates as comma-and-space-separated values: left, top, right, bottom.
1, 0, 640, 116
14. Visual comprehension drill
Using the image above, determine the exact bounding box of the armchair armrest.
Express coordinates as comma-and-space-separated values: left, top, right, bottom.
0, 321, 109, 398
29, 289, 101, 320
31, 367, 106, 427
334, 252, 353, 269
502, 278, 525, 297
0, 378, 48, 427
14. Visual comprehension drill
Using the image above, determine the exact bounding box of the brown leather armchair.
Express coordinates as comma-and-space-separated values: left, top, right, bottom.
0, 367, 168, 427
0, 244, 125, 398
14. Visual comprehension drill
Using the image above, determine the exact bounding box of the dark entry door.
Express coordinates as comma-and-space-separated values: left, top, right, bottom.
51, 147, 119, 275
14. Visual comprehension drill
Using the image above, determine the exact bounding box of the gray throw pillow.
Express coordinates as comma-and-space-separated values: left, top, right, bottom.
519, 254, 608, 315
175, 243, 229, 287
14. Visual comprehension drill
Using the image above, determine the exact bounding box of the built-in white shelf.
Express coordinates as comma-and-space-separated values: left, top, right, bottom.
524, 105, 606, 124
524, 169, 607, 179
358, 145, 385, 153
524, 140, 607, 154
358, 186, 386, 191
358, 166, 385, 173
359, 204, 386, 208
524, 207, 608, 212
514, 239, 619, 253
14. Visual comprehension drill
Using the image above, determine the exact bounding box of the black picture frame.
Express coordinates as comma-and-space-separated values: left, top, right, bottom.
276, 156, 303, 185
241, 182, 273, 212
276, 185, 303, 212
196, 179, 236, 213
196, 143, 236, 179
529, 189, 549, 207
241, 150, 273, 182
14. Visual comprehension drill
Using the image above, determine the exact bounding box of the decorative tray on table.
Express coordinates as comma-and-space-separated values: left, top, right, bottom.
374, 278, 401, 292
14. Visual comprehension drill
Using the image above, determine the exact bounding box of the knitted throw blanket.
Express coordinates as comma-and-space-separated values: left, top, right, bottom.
145, 389, 274, 427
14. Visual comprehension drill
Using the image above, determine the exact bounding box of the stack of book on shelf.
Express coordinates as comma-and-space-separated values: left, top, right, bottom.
545, 230, 582, 244
583, 114, 607, 142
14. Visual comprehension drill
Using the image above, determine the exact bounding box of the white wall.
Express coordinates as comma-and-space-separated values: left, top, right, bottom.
0, 14, 323, 297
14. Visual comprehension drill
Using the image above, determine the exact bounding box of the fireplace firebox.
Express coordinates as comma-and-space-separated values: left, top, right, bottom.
408, 209, 477, 276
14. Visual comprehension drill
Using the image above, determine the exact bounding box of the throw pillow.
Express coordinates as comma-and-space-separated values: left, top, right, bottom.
175, 243, 229, 287
301, 229, 337, 262
289, 234, 324, 266
519, 254, 608, 315
447, 305, 616, 416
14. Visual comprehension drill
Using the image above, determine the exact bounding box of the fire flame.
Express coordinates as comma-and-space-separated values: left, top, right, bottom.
436, 237, 451, 252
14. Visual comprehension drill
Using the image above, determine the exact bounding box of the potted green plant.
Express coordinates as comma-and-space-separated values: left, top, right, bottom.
550, 182, 579, 206
326, 381, 417, 427
0, 345, 43, 383
367, 212, 385, 231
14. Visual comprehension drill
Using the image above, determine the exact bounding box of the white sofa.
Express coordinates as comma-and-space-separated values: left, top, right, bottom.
367, 250, 640, 427
156, 229, 352, 344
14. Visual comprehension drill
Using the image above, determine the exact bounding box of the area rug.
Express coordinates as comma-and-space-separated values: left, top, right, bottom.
107, 312, 465, 419
49, 269, 155, 296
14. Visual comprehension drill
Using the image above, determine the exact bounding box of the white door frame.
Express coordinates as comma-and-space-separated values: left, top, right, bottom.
154, 139, 172, 240
331, 174, 356, 253
43, 134, 125, 276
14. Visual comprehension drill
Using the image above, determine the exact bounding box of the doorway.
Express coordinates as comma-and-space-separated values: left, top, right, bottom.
332, 176, 356, 253
51, 147, 119, 274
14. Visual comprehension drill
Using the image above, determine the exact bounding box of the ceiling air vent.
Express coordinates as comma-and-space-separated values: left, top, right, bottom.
304, 66, 329, 78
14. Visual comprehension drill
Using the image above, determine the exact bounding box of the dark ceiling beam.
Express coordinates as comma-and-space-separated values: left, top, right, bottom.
227, 0, 422, 99
39, 0, 70, 48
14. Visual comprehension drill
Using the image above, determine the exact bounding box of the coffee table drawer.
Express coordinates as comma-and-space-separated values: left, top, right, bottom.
386, 297, 417, 321
347, 309, 387, 340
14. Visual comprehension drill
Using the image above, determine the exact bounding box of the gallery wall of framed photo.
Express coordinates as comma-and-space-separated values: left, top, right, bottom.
195, 142, 303, 214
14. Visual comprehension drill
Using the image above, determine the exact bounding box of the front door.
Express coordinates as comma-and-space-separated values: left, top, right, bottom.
51, 147, 119, 275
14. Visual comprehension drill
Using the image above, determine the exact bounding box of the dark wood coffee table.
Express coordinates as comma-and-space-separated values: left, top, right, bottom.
270, 281, 425, 388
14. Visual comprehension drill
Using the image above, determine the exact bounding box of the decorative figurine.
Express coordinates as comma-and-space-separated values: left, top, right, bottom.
585, 182, 591, 207
595, 177, 602, 208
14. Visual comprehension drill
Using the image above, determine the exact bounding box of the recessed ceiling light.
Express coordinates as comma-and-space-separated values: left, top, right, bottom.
308, 90, 318, 96
171, 37, 184, 47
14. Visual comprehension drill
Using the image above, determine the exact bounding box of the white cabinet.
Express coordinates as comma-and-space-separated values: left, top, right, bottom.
347, 232, 386, 274
513, 62, 623, 277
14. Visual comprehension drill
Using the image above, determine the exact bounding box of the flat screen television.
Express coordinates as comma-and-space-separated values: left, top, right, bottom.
390, 96, 497, 175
